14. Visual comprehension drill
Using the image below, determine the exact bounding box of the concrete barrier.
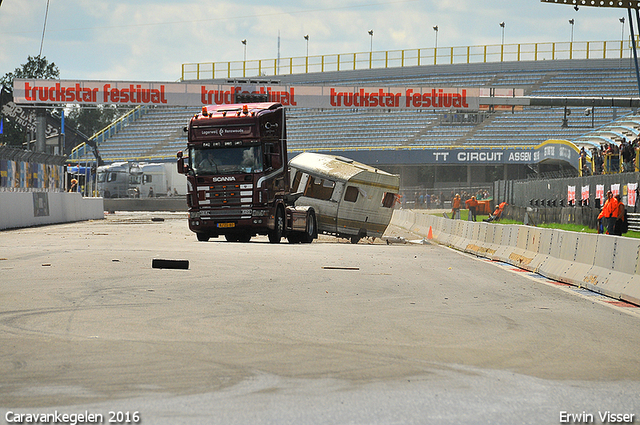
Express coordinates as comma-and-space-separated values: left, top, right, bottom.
0, 191, 103, 230
390, 209, 640, 306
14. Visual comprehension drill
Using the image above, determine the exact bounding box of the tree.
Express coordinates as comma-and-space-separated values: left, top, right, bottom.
66, 104, 125, 138
0, 56, 60, 147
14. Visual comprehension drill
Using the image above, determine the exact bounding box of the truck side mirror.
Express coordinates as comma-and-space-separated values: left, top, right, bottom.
177, 151, 190, 174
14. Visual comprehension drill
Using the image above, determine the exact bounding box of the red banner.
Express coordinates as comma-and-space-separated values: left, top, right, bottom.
13, 79, 492, 110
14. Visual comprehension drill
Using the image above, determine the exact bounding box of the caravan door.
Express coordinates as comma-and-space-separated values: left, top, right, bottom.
294, 172, 340, 235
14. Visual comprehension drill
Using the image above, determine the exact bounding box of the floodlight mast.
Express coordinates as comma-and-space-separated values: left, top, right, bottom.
540, 0, 640, 97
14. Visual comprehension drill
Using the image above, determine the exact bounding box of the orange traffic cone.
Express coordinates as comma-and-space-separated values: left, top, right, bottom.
427, 226, 433, 240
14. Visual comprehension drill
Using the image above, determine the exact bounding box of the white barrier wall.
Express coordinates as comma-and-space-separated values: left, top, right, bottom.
391, 210, 640, 306
0, 192, 104, 230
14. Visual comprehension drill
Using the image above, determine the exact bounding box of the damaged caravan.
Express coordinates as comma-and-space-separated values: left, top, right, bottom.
289, 152, 400, 243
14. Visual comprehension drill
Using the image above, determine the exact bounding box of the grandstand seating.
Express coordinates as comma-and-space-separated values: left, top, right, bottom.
82, 58, 640, 164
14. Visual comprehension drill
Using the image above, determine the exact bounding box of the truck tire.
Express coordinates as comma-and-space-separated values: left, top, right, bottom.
197, 233, 210, 242
268, 207, 284, 244
237, 233, 252, 242
302, 211, 316, 244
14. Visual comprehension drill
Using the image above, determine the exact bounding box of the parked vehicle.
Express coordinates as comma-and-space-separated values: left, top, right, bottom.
129, 162, 186, 198
98, 161, 186, 198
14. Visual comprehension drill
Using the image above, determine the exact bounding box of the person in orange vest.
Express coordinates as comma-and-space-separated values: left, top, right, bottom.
597, 191, 611, 233
483, 201, 507, 222
614, 194, 626, 236
465, 196, 479, 221
601, 191, 619, 235
451, 194, 461, 219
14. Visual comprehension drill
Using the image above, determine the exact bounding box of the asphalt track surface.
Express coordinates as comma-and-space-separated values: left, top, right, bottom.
1, 211, 640, 425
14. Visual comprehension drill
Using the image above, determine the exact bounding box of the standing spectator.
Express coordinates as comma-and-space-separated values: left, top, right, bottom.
615, 194, 627, 236
593, 148, 604, 175
465, 196, 479, 221
601, 191, 619, 235
622, 139, 636, 172
451, 193, 461, 219
69, 179, 78, 193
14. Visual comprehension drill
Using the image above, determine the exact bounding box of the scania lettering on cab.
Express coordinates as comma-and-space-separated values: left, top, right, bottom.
177, 102, 317, 243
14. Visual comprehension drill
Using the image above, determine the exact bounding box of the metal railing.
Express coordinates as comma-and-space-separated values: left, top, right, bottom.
182, 39, 636, 81
68, 105, 148, 163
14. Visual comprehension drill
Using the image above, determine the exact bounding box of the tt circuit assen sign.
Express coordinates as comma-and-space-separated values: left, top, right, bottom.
13, 79, 487, 111
314, 140, 580, 169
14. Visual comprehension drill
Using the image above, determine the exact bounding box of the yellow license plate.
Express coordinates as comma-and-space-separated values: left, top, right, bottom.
217, 222, 235, 228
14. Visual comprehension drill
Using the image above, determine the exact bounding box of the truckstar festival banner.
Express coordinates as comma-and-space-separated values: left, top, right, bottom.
12, 79, 492, 111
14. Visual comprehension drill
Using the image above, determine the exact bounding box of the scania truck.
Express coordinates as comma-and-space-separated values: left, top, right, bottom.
177, 102, 317, 243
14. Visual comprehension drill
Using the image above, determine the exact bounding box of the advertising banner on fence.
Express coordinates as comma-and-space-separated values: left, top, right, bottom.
582, 185, 589, 204
13, 79, 489, 110
628, 182, 637, 207
568, 186, 576, 204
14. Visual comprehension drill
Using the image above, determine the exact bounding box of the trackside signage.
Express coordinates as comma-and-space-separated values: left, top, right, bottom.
312, 140, 580, 168
13, 79, 484, 111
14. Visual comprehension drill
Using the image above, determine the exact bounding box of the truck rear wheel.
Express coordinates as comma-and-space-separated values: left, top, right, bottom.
302, 211, 316, 244
268, 207, 284, 244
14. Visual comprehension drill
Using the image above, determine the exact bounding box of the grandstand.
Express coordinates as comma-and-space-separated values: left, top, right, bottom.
75, 55, 640, 189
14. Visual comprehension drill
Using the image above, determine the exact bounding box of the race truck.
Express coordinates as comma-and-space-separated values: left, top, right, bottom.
177, 102, 317, 243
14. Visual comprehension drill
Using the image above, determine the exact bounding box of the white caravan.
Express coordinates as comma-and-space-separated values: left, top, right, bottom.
289, 152, 400, 243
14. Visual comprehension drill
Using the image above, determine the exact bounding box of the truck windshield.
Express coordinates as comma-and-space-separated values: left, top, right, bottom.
191, 146, 263, 175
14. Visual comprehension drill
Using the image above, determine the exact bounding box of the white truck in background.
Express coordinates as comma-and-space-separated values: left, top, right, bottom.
129, 162, 187, 198
98, 161, 186, 198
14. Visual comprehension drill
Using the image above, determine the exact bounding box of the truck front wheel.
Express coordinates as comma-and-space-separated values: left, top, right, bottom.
196, 232, 210, 242
268, 207, 284, 244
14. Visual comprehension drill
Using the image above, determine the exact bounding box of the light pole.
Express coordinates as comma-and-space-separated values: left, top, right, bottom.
569, 19, 575, 43
620, 17, 626, 43
368, 29, 374, 53
304, 34, 309, 73
433, 25, 438, 65
241, 39, 247, 61
499, 21, 505, 62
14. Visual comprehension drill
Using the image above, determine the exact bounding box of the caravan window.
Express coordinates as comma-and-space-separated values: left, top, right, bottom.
344, 186, 359, 203
291, 170, 303, 193
381, 192, 396, 208
304, 177, 335, 200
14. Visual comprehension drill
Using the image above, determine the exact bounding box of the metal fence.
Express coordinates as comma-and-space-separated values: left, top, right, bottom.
182, 39, 635, 80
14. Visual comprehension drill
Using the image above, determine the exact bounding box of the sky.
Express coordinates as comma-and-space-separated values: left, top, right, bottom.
0, 0, 633, 82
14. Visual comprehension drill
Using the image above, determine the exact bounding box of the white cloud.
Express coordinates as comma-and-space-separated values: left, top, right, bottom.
0, 0, 633, 81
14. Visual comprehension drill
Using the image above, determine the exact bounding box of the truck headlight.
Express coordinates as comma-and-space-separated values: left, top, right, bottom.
252, 209, 269, 217
190, 211, 201, 219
